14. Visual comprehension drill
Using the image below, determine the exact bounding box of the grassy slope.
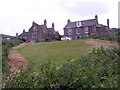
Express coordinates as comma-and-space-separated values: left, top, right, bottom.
17, 39, 92, 73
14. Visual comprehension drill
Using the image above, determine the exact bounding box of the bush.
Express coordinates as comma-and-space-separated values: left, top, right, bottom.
2, 39, 24, 75
90, 31, 120, 42
5, 46, 119, 88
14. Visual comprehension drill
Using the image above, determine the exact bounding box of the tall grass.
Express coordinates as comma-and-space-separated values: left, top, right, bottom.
2, 38, 24, 88
2, 39, 24, 74
90, 31, 120, 42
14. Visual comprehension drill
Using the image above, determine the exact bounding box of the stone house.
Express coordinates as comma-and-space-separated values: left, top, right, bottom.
63, 15, 110, 40
18, 20, 60, 43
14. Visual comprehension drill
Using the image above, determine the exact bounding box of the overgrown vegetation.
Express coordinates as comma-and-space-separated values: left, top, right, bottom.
2, 39, 24, 78
90, 31, 120, 42
5, 46, 119, 88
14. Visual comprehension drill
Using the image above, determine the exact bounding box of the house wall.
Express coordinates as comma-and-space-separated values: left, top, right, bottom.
64, 24, 110, 40
64, 26, 97, 40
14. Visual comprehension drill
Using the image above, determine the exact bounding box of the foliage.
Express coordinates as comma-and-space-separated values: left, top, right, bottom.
90, 31, 120, 42
2, 39, 24, 75
5, 46, 119, 88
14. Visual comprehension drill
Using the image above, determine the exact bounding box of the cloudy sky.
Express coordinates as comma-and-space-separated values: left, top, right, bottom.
0, 0, 119, 36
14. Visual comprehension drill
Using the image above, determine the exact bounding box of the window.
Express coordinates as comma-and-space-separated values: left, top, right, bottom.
68, 29, 72, 35
33, 26, 36, 30
76, 28, 80, 34
32, 32, 37, 39
84, 27, 89, 34
76, 22, 82, 27
82, 22, 84, 25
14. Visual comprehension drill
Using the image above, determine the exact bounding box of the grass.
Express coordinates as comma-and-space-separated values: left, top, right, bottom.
5, 46, 119, 88
17, 39, 92, 73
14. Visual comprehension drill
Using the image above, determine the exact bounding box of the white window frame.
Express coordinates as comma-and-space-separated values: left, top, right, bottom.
76, 28, 80, 34
76, 22, 82, 27
84, 27, 89, 34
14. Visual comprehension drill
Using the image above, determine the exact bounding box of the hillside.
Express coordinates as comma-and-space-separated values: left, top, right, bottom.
17, 39, 92, 73
5, 39, 119, 88
17, 39, 118, 73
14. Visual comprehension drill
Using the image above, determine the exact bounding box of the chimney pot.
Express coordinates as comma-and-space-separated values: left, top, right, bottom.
67, 19, 71, 24
107, 19, 109, 28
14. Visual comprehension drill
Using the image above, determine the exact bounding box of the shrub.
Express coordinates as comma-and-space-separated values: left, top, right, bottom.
90, 31, 120, 42
5, 46, 119, 88
2, 39, 24, 77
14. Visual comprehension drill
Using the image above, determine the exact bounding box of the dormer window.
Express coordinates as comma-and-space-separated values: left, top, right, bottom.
76, 22, 82, 27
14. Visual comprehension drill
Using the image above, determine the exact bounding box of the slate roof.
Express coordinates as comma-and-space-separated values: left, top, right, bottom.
0, 34, 15, 38
19, 32, 29, 37
29, 22, 47, 30
96, 24, 107, 27
64, 19, 97, 29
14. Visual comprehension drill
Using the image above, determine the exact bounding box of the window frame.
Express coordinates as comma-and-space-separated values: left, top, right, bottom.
76, 28, 80, 34
32, 31, 37, 39
84, 27, 89, 34
68, 29, 72, 35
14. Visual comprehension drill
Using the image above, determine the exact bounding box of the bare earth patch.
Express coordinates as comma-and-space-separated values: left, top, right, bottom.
2, 43, 29, 88
8, 43, 29, 74
85, 39, 119, 48
8, 50, 29, 74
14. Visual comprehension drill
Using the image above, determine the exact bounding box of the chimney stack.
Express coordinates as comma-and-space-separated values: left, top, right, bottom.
16, 33, 18, 37
95, 15, 98, 20
107, 19, 109, 28
23, 29, 25, 33
44, 19, 47, 26
95, 15, 98, 24
67, 19, 71, 24
52, 23, 54, 29
32, 21, 35, 25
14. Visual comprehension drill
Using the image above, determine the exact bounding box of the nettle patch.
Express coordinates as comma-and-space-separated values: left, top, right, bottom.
5, 46, 119, 88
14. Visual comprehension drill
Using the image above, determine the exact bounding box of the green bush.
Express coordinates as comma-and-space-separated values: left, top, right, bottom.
2, 39, 24, 74
5, 46, 119, 88
90, 31, 120, 42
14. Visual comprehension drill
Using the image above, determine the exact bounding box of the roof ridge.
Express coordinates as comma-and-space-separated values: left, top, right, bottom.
71, 19, 96, 23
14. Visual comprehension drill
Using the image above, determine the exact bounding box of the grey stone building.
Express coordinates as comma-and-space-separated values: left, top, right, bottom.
18, 20, 60, 43
63, 15, 110, 40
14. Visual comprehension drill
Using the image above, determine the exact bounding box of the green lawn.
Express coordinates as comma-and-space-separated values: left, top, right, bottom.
17, 39, 92, 73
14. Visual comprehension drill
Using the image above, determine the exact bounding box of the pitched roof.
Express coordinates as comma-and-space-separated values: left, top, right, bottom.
96, 24, 107, 27
19, 32, 29, 37
48, 27, 55, 32
64, 19, 97, 29
29, 22, 47, 30
0, 34, 14, 38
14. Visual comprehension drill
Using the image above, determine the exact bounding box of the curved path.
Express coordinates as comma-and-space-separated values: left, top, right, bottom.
8, 43, 29, 74
2, 43, 29, 88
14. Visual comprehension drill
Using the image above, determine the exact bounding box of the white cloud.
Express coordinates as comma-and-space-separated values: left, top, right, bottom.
0, 0, 119, 35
